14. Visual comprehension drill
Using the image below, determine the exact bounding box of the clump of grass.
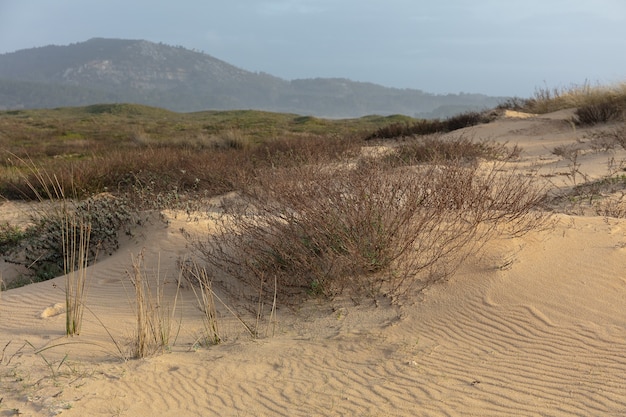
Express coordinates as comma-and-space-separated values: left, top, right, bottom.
213, 129, 253, 150
498, 82, 626, 116
180, 260, 221, 346
12, 162, 96, 336
127, 251, 180, 358
62, 210, 92, 336
178, 257, 271, 341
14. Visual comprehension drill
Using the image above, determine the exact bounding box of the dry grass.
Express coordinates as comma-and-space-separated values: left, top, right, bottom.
180, 260, 221, 346
62, 211, 91, 336
14, 161, 94, 336
126, 251, 181, 358
498, 82, 626, 118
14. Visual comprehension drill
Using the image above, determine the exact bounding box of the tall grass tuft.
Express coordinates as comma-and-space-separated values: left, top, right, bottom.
16, 159, 94, 336
127, 251, 180, 358
62, 210, 92, 336
181, 260, 221, 346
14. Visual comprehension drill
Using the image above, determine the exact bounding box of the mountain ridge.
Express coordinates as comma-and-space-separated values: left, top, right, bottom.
0, 38, 506, 117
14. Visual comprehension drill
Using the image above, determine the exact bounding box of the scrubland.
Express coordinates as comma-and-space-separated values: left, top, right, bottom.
1, 83, 626, 416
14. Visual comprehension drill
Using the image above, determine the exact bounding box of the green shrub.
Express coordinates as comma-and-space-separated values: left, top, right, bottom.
4, 194, 137, 282
0, 221, 26, 253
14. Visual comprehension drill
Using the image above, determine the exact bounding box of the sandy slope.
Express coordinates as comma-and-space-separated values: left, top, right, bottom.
2, 110, 626, 416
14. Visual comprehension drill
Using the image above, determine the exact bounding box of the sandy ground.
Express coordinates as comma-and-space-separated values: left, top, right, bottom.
2, 110, 626, 416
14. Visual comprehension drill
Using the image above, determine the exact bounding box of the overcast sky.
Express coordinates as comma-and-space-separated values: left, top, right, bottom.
0, 0, 624, 97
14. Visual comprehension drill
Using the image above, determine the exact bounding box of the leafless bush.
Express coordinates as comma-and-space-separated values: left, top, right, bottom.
586, 123, 626, 152
188, 158, 547, 302
551, 143, 589, 186
594, 194, 626, 218
587, 134, 619, 153
386, 134, 521, 165
574, 100, 624, 126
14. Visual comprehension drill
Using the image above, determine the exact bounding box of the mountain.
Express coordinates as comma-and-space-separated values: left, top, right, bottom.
0, 38, 506, 118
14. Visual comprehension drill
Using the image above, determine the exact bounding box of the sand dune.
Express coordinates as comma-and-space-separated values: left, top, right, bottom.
2, 111, 626, 416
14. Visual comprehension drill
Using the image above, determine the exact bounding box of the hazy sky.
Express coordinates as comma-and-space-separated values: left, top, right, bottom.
1, 0, 625, 97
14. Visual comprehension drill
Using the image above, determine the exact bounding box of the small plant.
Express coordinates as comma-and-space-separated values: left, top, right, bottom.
180, 260, 221, 346
552, 144, 586, 186
0, 222, 26, 254
586, 124, 626, 151
574, 100, 623, 126
62, 209, 92, 336
126, 251, 180, 358
5, 160, 99, 336
595, 194, 626, 218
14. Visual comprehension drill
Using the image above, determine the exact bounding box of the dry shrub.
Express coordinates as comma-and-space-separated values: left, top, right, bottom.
444, 111, 494, 131
586, 123, 626, 152
189, 158, 547, 301
366, 111, 492, 140
595, 195, 626, 218
574, 100, 624, 126
366, 120, 444, 139
388, 134, 520, 164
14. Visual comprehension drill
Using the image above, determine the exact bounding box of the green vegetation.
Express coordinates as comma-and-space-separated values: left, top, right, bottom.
2, 192, 136, 286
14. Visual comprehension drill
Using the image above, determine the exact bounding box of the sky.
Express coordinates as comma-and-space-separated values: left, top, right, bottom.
0, 0, 625, 97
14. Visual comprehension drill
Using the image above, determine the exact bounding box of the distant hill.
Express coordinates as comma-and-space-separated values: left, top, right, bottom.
0, 38, 506, 118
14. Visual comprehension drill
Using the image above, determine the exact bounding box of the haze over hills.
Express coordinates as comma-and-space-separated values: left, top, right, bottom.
0, 38, 506, 118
